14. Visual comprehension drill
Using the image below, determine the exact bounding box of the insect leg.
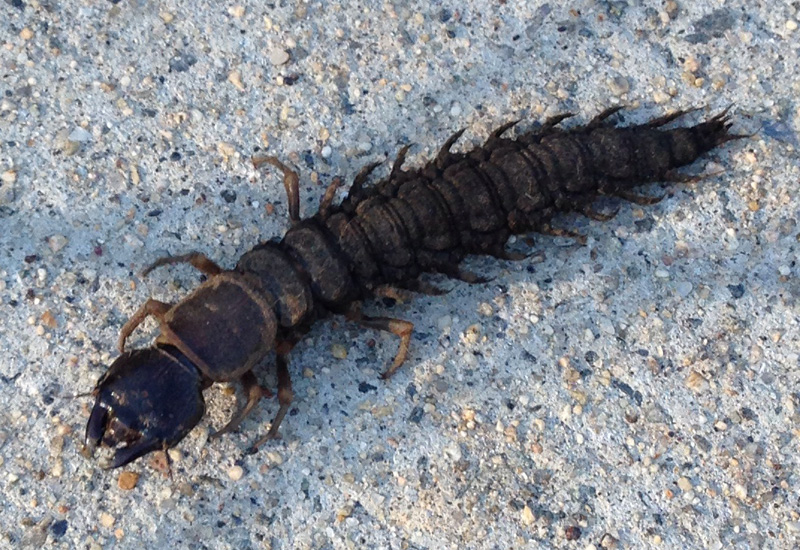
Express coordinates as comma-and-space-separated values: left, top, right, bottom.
347, 161, 382, 203
488, 119, 521, 140
584, 105, 624, 129
318, 177, 343, 219
141, 252, 223, 277
539, 224, 588, 245
250, 353, 294, 450
436, 128, 466, 168
117, 298, 172, 352
645, 108, 699, 128
541, 112, 575, 131
347, 303, 414, 379
390, 144, 413, 178
614, 189, 665, 205
253, 156, 301, 225
210, 371, 272, 439
581, 205, 619, 222
439, 264, 494, 284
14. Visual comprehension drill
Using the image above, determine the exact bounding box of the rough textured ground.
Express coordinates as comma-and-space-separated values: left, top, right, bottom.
1, 1, 798, 549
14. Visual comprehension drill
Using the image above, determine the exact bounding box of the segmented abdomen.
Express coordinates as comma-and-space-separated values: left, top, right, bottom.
241, 110, 736, 328
331, 112, 734, 287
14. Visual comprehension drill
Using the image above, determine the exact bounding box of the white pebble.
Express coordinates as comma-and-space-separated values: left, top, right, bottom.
69, 127, 92, 142
676, 281, 693, 297
269, 48, 290, 66
227, 465, 244, 481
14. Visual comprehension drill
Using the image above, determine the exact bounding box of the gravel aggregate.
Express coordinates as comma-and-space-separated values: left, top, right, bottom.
1, 1, 798, 549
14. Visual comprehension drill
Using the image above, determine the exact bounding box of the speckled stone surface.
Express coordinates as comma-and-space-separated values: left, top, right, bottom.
1, 1, 798, 549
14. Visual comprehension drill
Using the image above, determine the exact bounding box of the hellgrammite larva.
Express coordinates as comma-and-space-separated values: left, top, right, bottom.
83, 106, 743, 468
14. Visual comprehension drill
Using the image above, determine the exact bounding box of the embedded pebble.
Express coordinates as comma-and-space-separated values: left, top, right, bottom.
676, 281, 693, 297
269, 48, 291, 66
99, 513, 115, 528
47, 235, 69, 253
68, 127, 92, 142
331, 343, 348, 359
521, 505, 535, 526
608, 75, 630, 96
1, 169, 16, 184
227, 466, 244, 481
118, 472, 140, 490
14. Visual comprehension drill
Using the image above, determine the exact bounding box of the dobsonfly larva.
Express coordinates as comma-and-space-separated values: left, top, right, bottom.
83, 106, 743, 469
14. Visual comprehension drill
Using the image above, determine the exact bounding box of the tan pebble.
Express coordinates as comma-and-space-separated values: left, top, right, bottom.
228, 70, 245, 91
1, 169, 16, 184
266, 451, 283, 465
130, 165, 140, 185
20, 28, 34, 40
217, 142, 236, 161
342, 472, 355, 483
685, 371, 708, 392
114, 528, 124, 540
41, 310, 57, 328
227, 465, 244, 481
303, 367, 315, 378
336, 505, 353, 521
99, 512, 115, 528
228, 5, 245, 17
600, 533, 619, 549
748, 201, 759, 212
159, 12, 174, 23
463, 324, 481, 343
331, 343, 347, 359
677, 477, 692, 491
521, 505, 535, 526
117, 471, 139, 490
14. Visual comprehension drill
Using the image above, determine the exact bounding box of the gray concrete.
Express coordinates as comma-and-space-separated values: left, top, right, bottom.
1, 1, 798, 548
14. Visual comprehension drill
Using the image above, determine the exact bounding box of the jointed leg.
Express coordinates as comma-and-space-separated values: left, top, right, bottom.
585, 106, 624, 130
118, 298, 172, 352
141, 252, 223, 277
347, 303, 414, 379
436, 128, 466, 167
250, 354, 294, 450
645, 107, 698, 128
390, 144, 413, 178
319, 177, 343, 219
539, 224, 588, 245
211, 371, 272, 438
253, 156, 301, 225
615, 189, 665, 205
581, 205, 619, 222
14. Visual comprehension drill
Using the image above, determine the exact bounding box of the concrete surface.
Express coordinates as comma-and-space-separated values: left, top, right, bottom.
0, 1, 798, 549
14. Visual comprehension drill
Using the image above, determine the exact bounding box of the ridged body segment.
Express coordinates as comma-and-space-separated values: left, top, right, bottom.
236, 112, 737, 331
